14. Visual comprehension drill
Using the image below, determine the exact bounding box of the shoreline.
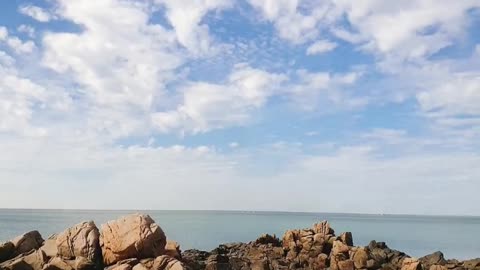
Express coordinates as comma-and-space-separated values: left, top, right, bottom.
0, 213, 479, 270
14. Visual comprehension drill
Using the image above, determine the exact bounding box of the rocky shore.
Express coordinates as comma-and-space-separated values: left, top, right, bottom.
0, 214, 478, 270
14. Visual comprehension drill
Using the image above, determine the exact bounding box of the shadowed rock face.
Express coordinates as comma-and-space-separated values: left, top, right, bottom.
1, 216, 479, 270
10, 231, 44, 256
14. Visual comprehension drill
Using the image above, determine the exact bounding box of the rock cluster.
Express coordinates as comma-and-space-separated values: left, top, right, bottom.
1, 216, 479, 270
0, 214, 183, 270
182, 221, 480, 270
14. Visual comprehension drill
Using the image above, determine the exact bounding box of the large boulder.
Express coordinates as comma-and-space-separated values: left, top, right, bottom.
352, 247, 369, 269
100, 214, 167, 265
56, 221, 100, 262
10, 231, 44, 256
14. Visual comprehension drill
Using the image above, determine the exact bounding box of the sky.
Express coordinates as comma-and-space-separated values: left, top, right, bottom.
0, 0, 480, 215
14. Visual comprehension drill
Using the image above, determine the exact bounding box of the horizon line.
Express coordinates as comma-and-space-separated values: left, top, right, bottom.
1, 208, 479, 218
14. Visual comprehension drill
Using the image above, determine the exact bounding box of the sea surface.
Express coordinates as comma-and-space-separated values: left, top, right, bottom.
0, 209, 479, 260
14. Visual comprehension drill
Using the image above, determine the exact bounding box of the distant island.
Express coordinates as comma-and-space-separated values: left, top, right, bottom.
0, 214, 478, 270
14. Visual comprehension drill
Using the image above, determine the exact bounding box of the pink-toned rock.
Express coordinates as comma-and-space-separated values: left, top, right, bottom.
100, 214, 167, 265
152, 255, 185, 270
165, 241, 181, 260
56, 221, 100, 261
313, 221, 334, 235
402, 258, 423, 270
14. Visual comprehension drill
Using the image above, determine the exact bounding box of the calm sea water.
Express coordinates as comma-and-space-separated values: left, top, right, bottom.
0, 209, 479, 260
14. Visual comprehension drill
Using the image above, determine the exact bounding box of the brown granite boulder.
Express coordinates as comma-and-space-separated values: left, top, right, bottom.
10, 231, 44, 256
100, 214, 167, 265
352, 247, 369, 269
56, 221, 100, 262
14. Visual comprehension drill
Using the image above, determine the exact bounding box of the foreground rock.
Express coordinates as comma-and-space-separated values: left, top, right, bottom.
100, 214, 167, 266
0, 249, 47, 270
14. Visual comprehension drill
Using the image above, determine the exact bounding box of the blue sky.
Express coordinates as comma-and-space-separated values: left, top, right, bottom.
1, 0, 480, 215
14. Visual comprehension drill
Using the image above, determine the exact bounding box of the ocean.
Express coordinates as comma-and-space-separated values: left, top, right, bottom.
0, 209, 479, 260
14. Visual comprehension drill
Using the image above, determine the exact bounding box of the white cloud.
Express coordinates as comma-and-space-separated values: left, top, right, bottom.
333, 0, 480, 62
157, 0, 232, 56
417, 73, 480, 117
306, 39, 337, 55
246, 0, 338, 44
0, 136, 479, 215
17, 24, 35, 38
288, 69, 366, 111
19, 4, 54, 22
0, 63, 47, 136
0, 26, 36, 54
152, 64, 286, 134
41, 0, 183, 138
0, 27, 7, 40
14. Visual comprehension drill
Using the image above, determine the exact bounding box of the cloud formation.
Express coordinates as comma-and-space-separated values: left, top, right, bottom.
0, 0, 479, 214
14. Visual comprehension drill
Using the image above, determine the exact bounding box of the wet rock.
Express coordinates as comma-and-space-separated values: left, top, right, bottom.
100, 214, 167, 265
